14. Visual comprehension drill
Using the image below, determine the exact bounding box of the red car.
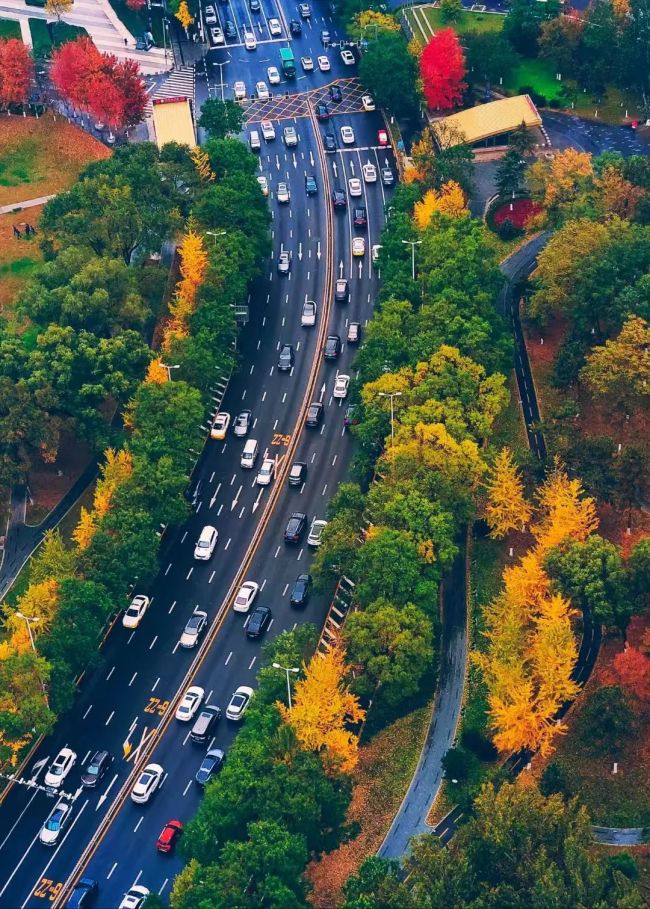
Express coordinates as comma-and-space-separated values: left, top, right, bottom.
156, 820, 183, 853
377, 128, 389, 147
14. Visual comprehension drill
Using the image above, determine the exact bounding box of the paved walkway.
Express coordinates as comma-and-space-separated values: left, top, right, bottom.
0, 194, 55, 215
379, 540, 468, 858
0, 0, 171, 74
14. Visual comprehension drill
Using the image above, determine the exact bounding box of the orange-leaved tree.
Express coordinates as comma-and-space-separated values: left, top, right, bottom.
532, 460, 598, 556
164, 228, 209, 350
612, 645, 650, 701
73, 448, 134, 549
145, 359, 170, 384
485, 447, 532, 538
414, 181, 468, 228
278, 644, 365, 774
191, 147, 216, 183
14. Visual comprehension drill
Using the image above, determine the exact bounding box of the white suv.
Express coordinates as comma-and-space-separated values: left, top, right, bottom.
194, 525, 218, 560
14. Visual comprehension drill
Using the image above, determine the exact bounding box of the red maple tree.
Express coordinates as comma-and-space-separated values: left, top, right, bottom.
612, 645, 650, 701
51, 37, 145, 131
0, 38, 35, 108
420, 28, 467, 110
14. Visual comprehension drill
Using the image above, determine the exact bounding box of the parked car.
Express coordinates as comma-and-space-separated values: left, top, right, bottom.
308, 518, 328, 547
195, 748, 225, 785
226, 685, 254, 720
284, 511, 308, 543
306, 401, 324, 427
288, 462, 307, 487
324, 334, 342, 360
122, 594, 150, 629
290, 573, 312, 608
245, 605, 272, 639
81, 750, 113, 788
156, 820, 183, 854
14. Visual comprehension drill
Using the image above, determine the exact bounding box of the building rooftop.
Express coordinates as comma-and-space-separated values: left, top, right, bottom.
433, 95, 542, 146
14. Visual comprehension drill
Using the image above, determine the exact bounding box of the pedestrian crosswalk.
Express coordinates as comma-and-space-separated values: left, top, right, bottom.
145, 65, 196, 116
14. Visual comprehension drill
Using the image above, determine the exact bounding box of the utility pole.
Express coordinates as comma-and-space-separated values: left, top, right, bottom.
272, 662, 299, 710
401, 239, 422, 282
377, 391, 402, 444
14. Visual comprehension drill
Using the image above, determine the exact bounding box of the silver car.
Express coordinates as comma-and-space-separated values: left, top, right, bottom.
301, 300, 317, 327
179, 608, 207, 649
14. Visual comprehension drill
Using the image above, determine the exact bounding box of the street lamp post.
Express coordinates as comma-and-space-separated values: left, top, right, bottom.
212, 57, 231, 103
272, 662, 300, 711
16, 612, 49, 706
401, 239, 422, 282
377, 391, 402, 444
205, 229, 227, 248
158, 361, 180, 381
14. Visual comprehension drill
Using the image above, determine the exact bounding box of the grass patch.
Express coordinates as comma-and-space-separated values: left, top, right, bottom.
0, 209, 43, 317
308, 705, 432, 907
0, 113, 109, 207
504, 57, 564, 103
406, 6, 504, 44
28, 18, 87, 58
0, 18, 21, 38
107, 0, 166, 45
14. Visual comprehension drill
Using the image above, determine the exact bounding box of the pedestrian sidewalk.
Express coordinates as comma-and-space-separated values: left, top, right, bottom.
0, 194, 56, 215
0, 0, 172, 74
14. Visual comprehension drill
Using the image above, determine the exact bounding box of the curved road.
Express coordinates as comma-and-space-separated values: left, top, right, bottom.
0, 4, 396, 906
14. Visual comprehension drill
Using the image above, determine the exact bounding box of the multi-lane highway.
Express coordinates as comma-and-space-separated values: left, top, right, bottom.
0, 6, 395, 906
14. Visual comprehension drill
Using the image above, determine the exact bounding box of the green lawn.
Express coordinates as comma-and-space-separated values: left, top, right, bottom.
0, 18, 21, 38
28, 18, 87, 58
107, 0, 166, 45
406, 6, 504, 44
503, 57, 564, 102
0, 138, 43, 190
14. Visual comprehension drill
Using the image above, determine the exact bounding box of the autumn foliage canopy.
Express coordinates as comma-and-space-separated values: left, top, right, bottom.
51, 37, 146, 131
419, 28, 466, 110
0, 38, 34, 108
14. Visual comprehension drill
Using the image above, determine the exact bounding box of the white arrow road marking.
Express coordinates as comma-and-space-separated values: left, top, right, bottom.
319, 382, 326, 401
339, 260, 344, 277
96, 773, 118, 811
231, 484, 243, 510
252, 488, 264, 513
332, 161, 338, 177
317, 241, 321, 260
298, 242, 303, 260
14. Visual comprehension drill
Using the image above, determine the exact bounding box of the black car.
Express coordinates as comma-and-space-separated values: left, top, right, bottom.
306, 402, 324, 427
290, 18, 302, 34
329, 84, 342, 103
284, 512, 308, 543
288, 461, 307, 487
290, 573, 312, 608
305, 174, 318, 195
190, 705, 222, 744
335, 278, 349, 303
353, 205, 367, 228
195, 748, 225, 786
323, 133, 337, 153
344, 404, 360, 429
324, 334, 342, 360
81, 751, 113, 788
224, 20, 237, 38
65, 878, 98, 909
278, 343, 294, 371
246, 605, 272, 639
381, 167, 395, 186
135, 34, 153, 50
332, 188, 346, 210
316, 102, 330, 121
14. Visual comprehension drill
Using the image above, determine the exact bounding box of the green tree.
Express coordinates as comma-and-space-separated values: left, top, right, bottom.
577, 685, 635, 753
539, 760, 573, 798
114, 455, 190, 528
342, 857, 414, 909
578, 0, 620, 93
626, 537, 650, 605
358, 31, 420, 119
198, 99, 245, 138
126, 380, 205, 471
256, 624, 319, 708
354, 528, 427, 608
544, 535, 633, 633
0, 649, 55, 763
30, 530, 77, 585
614, 444, 650, 520
81, 506, 160, 598
495, 148, 526, 197
400, 782, 644, 908
538, 16, 583, 78
503, 0, 561, 56
464, 32, 516, 87
343, 598, 434, 705
439, 0, 462, 22
0, 376, 60, 486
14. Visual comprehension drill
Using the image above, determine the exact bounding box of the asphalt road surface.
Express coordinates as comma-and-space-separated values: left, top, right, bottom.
0, 5, 396, 906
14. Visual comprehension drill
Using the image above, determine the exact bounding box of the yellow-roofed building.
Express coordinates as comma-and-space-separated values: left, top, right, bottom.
152, 96, 197, 150
433, 95, 543, 149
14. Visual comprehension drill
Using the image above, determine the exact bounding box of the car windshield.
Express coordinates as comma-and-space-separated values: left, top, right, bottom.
126, 605, 139, 615
187, 616, 201, 630
51, 763, 64, 775
46, 812, 63, 831
140, 773, 153, 786
198, 540, 209, 548
86, 763, 99, 775
231, 695, 246, 709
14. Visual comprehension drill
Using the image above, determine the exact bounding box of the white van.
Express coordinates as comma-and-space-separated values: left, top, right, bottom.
241, 439, 259, 469
234, 80, 247, 101
249, 130, 261, 152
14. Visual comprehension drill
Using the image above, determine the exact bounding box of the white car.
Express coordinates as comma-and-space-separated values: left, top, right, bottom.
268, 17, 281, 35
210, 26, 225, 45
333, 374, 350, 399
340, 125, 355, 145
267, 65, 280, 84
307, 518, 328, 547
301, 300, 317, 326
372, 243, 383, 266
261, 119, 275, 140
234, 80, 247, 100
194, 525, 218, 560
301, 55, 314, 71
257, 175, 269, 196
256, 459, 275, 486
363, 162, 377, 183
340, 48, 355, 65
179, 608, 207, 649
39, 800, 72, 846
204, 5, 217, 24
119, 887, 150, 909
44, 748, 76, 789
256, 81, 269, 100
122, 594, 150, 629
317, 55, 330, 72
361, 94, 375, 111
348, 177, 362, 197
211, 411, 230, 439
277, 181, 290, 203
233, 580, 260, 612
226, 685, 254, 720
244, 28, 257, 50
352, 236, 366, 257
131, 763, 163, 804
283, 126, 298, 147
175, 685, 205, 721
